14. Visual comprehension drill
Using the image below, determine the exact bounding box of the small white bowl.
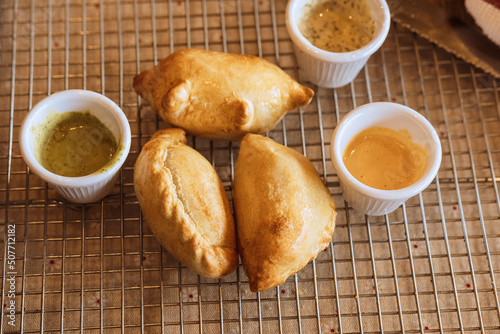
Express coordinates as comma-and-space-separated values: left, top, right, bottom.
19, 90, 131, 204
330, 102, 442, 216
286, 0, 391, 88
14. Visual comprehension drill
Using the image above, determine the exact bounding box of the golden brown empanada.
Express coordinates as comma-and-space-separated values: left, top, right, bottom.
134, 128, 238, 278
233, 134, 336, 292
133, 48, 314, 141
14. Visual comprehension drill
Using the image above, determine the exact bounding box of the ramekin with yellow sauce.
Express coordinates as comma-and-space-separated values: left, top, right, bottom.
330, 102, 442, 216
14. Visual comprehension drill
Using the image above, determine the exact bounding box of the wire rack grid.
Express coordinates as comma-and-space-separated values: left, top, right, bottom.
1, 0, 500, 333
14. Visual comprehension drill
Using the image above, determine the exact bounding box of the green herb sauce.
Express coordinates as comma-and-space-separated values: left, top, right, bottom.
299, 0, 375, 53
39, 111, 118, 177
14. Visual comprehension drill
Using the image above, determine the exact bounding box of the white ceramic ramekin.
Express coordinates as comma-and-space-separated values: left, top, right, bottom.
331, 102, 442, 216
465, 0, 500, 47
286, 0, 391, 88
19, 90, 131, 204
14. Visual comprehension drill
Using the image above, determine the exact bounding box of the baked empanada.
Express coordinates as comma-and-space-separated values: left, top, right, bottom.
134, 128, 238, 278
233, 134, 336, 292
133, 48, 314, 141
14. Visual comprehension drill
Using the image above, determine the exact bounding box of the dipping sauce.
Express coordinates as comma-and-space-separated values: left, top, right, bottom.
342, 127, 429, 190
38, 111, 118, 177
299, 0, 375, 53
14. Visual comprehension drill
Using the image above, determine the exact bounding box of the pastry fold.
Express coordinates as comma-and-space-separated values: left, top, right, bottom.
133, 48, 314, 141
134, 128, 238, 278
233, 134, 336, 292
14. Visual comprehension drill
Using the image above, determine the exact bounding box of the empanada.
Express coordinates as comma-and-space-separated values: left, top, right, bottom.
233, 134, 336, 292
133, 48, 314, 141
134, 128, 238, 278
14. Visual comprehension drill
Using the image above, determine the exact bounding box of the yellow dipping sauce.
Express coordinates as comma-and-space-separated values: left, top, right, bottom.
38, 111, 118, 177
299, 0, 375, 53
342, 127, 429, 190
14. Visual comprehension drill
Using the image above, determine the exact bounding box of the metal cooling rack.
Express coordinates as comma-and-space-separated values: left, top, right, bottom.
1, 0, 500, 333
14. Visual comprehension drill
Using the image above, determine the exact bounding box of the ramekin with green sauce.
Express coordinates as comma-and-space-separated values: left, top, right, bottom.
19, 90, 131, 203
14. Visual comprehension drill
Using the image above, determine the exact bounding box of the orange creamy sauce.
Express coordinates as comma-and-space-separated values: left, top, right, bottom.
342, 127, 429, 190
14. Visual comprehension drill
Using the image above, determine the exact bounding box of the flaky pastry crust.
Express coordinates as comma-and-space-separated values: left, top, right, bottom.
233, 134, 336, 292
133, 48, 314, 141
134, 128, 238, 278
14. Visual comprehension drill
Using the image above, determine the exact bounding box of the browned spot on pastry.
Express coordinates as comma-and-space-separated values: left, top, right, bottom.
133, 71, 148, 96
233, 99, 253, 129
162, 80, 191, 116
269, 214, 289, 236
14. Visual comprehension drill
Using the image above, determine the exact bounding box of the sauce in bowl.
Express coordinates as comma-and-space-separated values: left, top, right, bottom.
298, 0, 375, 53
342, 127, 429, 190
38, 111, 118, 177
